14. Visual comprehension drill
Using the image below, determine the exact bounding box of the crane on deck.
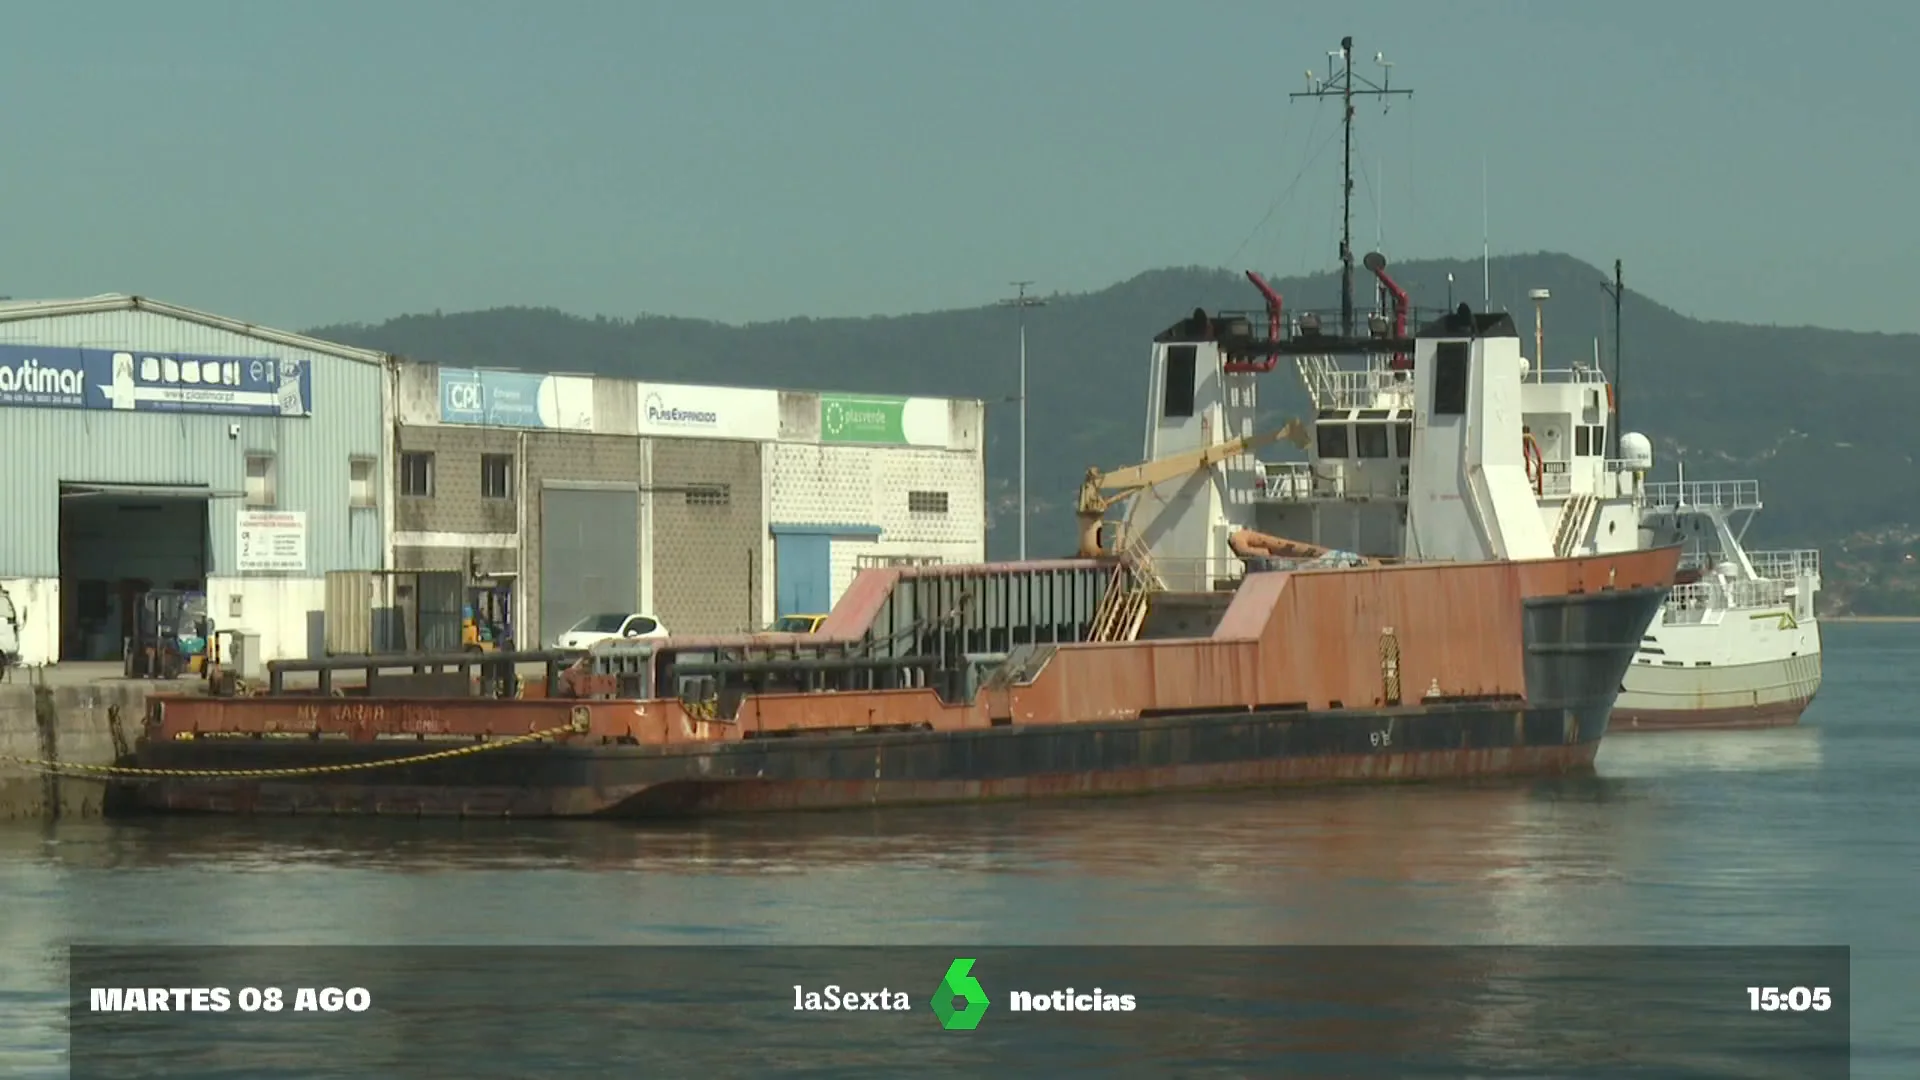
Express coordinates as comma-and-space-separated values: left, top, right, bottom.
1074, 421, 1377, 568
1075, 421, 1308, 559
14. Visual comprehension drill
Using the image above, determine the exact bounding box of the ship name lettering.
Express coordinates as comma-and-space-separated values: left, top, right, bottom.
1370, 729, 1392, 748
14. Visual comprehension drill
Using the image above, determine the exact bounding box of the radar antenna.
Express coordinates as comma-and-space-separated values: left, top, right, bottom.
1292, 37, 1414, 338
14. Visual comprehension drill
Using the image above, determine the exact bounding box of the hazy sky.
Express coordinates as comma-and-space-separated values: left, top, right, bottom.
4, 1, 1912, 332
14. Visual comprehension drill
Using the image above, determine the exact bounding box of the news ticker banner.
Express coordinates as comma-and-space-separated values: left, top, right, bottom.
71, 946, 1849, 1078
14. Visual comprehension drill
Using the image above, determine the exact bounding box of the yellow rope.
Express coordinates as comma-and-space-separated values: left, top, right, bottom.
0, 713, 589, 781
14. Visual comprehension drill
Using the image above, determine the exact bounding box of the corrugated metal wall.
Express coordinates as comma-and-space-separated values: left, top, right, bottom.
0, 308, 386, 577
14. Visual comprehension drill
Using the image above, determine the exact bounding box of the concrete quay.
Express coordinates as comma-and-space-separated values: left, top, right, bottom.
0, 666, 154, 820
0, 659, 571, 819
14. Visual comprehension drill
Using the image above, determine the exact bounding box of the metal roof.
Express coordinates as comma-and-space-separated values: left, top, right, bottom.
0, 293, 394, 367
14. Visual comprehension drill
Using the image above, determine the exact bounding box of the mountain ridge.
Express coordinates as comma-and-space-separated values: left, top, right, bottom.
306, 252, 1920, 614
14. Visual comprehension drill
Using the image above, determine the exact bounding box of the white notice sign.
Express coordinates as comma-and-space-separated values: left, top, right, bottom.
237, 510, 307, 573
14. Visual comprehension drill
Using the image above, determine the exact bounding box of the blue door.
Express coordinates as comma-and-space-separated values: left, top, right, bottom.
775, 533, 831, 617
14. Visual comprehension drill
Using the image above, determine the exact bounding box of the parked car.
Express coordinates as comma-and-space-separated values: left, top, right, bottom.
552, 612, 668, 650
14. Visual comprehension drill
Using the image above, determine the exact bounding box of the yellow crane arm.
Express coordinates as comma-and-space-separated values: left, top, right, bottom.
1075, 420, 1308, 556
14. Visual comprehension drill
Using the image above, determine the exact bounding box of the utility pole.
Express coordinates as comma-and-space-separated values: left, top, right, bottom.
1600, 259, 1624, 457
999, 282, 1046, 560
1292, 36, 1413, 337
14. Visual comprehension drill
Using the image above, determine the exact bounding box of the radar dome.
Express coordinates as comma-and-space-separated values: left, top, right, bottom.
1619, 432, 1654, 471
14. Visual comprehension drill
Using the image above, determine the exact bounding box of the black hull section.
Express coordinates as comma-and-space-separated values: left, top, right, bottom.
130, 701, 1600, 818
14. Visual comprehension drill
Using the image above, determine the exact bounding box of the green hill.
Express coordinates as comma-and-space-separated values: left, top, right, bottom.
306, 252, 1920, 615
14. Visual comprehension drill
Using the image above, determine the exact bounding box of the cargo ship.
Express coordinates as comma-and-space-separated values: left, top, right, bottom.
124, 301, 1681, 819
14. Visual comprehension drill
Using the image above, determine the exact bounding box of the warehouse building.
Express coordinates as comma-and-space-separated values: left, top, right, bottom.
391, 364, 985, 646
0, 294, 393, 667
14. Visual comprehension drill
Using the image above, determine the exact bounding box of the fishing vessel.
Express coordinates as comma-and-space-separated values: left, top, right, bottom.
121, 296, 1679, 818
1610, 470, 1822, 730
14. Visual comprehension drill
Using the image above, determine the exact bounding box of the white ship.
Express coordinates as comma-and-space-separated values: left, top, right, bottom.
1605, 470, 1823, 730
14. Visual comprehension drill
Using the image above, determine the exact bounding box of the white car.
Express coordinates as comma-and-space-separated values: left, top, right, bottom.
552, 612, 668, 650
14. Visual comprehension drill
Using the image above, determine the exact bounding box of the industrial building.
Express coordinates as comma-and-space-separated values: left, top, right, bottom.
391, 364, 986, 646
0, 294, 394, 668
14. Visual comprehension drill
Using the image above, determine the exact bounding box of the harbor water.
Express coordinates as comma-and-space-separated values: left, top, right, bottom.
2, 621, 1914, 1076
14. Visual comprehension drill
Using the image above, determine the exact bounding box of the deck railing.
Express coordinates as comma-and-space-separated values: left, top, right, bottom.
1747, 549, 1821, 582
1642, 479, 1762, 513
1254, 460, 1407, 501
1522, 366, 1612, 385
1659, 577, 1800, 624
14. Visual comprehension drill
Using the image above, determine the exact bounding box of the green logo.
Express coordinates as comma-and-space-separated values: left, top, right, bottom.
930, 957, 990, 1031
820, 394, 909, 445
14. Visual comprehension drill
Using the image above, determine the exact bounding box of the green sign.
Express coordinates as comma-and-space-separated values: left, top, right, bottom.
820, 394, 907, 445
931, 958, 990, 1031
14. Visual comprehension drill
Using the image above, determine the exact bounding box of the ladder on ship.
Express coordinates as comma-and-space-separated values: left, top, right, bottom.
1089, 538, 1164, 643
1295, 354, 1342, 410
1551, 493, 1599, 558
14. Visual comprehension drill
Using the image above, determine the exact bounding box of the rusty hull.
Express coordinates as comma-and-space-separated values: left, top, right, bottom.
130, 546, 1680, 818
133, 702, 1603, 818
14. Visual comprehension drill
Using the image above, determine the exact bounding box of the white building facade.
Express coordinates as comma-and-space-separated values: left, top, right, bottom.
390, 363, 986, 645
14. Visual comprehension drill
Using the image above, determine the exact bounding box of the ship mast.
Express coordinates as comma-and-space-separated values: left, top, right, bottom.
1292, 36, 1413, 338
1601, 259, 1624, 457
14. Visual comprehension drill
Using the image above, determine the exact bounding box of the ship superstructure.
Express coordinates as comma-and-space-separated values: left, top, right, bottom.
1117, 32, 1820, 730
1125, 261, 1822, 731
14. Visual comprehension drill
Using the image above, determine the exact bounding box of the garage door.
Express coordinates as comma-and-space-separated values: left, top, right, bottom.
540, 485, 639, 648
58, 484, 210, 661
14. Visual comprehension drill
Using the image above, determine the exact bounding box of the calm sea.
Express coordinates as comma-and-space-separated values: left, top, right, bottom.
2, 622, 1914, 1076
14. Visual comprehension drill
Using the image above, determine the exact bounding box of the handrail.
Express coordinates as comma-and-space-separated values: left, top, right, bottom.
1747, 549, 1822, 581
1642, 479, 1762, 512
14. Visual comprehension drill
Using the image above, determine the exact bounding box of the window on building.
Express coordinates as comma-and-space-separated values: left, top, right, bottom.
400, 451, 435, 497
481, 454, 513, 500
349, 456, 376, 508
244, 452, 276, 508
685, 483, 730, 507
908, 490, 949, 514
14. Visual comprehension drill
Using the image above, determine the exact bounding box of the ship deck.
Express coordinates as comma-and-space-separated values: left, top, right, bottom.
142, 548, 1683, 750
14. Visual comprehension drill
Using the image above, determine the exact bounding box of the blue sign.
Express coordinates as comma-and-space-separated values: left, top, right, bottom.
0, 345, 311, 417
439, 367, 555, 427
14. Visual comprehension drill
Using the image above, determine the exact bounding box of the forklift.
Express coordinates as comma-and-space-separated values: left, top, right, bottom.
462, 580, 514, 653
123, 589, 209, 680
